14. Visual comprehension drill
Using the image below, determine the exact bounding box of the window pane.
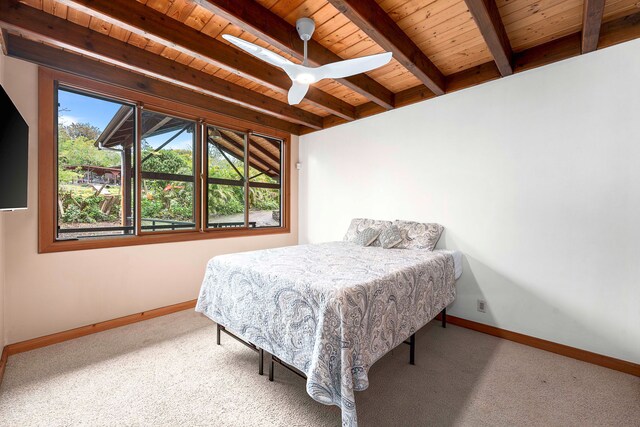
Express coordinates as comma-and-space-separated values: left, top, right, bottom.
56, 88, 135, 240
140, 110, 196, 232
248, 135, 282, 228
206, 126, 247, 228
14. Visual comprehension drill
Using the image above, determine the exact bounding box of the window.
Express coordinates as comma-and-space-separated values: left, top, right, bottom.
206, 126, 247, 228
205, 127, 284, 229
140, 110, 197, 232
248, 134, 282, 228
39, 69, 290, 252
56, 88, 136, 239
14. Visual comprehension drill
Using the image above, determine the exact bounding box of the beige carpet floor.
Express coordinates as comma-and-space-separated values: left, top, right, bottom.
0, 310, 638, 427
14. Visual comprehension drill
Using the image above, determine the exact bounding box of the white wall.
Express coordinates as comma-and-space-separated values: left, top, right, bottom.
1, 56, 299, 344
300, 39, 640, 364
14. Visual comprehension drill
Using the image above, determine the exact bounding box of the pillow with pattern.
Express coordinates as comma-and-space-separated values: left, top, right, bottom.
393, 220, 444, 251
378, 225, 403, 249
353, 227, 382, 247
343, 218, 392, 247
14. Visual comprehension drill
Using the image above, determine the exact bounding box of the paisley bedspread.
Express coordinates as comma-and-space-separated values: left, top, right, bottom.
195, 241, 456, 426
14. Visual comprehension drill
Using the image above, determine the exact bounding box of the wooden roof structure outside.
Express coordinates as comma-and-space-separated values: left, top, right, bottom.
1, 0, 639, 135
96, 105, 281, 178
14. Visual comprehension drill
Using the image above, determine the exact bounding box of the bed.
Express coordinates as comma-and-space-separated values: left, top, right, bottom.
196, 238, 461, 427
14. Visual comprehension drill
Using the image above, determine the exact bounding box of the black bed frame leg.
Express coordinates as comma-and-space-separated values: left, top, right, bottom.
216, 324, 221, 345
259, 348, 264, 376
409, 334, 415, 365
442, 308, 447, 328
268, 354, 274, 382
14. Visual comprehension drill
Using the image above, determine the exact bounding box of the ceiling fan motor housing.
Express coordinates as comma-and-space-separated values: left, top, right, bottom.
296, 17, 316, 41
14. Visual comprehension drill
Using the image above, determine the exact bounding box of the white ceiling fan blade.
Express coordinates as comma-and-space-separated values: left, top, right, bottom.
288, 81, 310, 105
222, 34, 292, 70
318, 52, 392, 80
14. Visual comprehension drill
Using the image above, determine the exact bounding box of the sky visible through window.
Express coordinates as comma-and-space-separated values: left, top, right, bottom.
143, 129, 194, 152
58, 89, 122, 131
58, 89, 193, 151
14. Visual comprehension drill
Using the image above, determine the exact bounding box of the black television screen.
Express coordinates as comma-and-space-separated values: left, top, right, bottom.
0, 84, 29, 211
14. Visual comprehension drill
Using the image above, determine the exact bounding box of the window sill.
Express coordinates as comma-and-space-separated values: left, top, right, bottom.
39, 226, 291, 253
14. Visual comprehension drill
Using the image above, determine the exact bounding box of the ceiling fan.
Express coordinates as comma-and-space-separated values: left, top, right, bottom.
222, 18, 392, 105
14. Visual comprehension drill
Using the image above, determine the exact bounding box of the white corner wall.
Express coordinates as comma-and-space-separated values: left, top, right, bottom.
299, 39, 640, 364
1, 56, 299, 344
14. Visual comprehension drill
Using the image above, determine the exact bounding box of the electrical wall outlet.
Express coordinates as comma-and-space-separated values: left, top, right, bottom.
477, 299, 487, 313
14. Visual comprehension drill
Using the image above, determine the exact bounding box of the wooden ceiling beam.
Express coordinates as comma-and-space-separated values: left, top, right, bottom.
310, 10, 640, 135
0, 1, 323, 130
4, 34, 303, 135
326, 0, 445, 96
56, 0, 356, 121
464, 0, 513, 76
193, 0, 395, 109
582, 0, 606, 53
513, 33, 582, 73
598, 11, 640, 48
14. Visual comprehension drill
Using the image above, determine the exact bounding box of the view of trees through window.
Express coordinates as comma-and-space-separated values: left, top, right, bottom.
57, 88, 135, 239
140, 110, 196, 232
56, 86, 284, 240
207, 127, 282, 228
248, 134, 281, 228
207, 126, 246, 227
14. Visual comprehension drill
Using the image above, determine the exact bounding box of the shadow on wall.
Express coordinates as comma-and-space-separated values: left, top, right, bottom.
445, 239, 635, 363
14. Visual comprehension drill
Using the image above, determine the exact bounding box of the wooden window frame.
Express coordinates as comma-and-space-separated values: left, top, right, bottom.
38, 68, 291, 253
137, 106, 201, 235
203, 125, 249, 231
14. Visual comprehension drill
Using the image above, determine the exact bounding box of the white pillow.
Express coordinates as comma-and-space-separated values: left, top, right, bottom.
393, 220, 444, 251
343, 218, 392, 246
378, 225, 403, 249
353, 228, 382, 247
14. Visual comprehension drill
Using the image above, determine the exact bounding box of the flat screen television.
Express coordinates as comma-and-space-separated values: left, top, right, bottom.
0, 84, 29, 211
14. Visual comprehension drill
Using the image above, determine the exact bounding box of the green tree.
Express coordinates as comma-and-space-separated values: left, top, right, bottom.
58, 132, 119, 168
66, 122, 101, 140
57, 122, 122, 225
140, 144, 194, 222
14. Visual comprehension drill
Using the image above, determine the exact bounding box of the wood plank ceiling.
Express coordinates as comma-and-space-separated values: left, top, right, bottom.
1, 0, 640, 135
